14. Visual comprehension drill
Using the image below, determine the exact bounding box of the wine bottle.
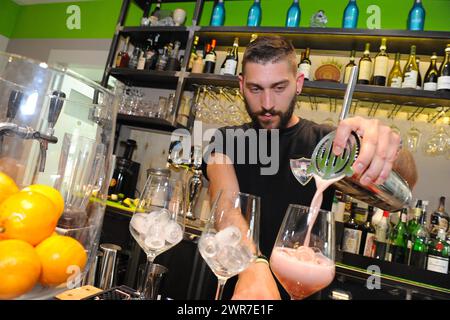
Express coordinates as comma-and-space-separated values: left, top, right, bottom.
210, 0, 225, 26
223, 37, 239, 75
297, 48, 311, 81
430, 196, 449, 239
416, 58, 422, 89
149, 1, 162, 25
407, 0, 425, 31
426, 229, 449, 274
357, 43, 372, 85
187, 36, 200, 72
220, 48, 231, 75
373, 210, 391, 260
341, 202, 363, 254
145, 34, 160, 70
116, 37, 130, 68
372, 38, 389, 86
247, 0, 262, 27
203, 39, 217, 73
286, 0, 301, 27
437, 44, 450, 92
166, 41, 181, 71
387, 53, 403, 88
343, 50, 356, 84
342, 0, 358, 29
388, 208, 408, 264
423, 53, 439, 91
402, 45, 419, 89
359, 205, 376, 257
409, 204, 429, 269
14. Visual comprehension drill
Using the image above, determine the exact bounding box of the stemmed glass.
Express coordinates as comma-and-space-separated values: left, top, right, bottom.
270, 204, 335, 300
198, 190, 261, 300
405, 122, 422, 153
129, 175, 185, 299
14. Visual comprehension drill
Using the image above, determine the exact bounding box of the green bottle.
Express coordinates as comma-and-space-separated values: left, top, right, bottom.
409, 205, 429, 269
388, 208, 408, 264
426, 229, 449, 274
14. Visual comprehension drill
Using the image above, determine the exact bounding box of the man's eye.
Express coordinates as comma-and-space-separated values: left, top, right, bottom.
250, 87, 261, 93
275, 86, 286, 92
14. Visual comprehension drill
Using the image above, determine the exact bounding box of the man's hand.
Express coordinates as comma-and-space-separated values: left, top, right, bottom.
332, 116, 401, 186
232, 262, 281, 300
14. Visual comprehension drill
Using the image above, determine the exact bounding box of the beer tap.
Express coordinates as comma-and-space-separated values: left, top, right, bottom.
0, 90, 24, 154
167, 141, 203, 220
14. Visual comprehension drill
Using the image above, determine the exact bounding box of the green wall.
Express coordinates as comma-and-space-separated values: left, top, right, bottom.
1, 0, 449, 40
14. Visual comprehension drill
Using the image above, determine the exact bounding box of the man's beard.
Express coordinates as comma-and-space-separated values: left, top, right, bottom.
244, 94, 296, 130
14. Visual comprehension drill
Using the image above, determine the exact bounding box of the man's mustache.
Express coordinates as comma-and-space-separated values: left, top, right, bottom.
254, 109, 282, 116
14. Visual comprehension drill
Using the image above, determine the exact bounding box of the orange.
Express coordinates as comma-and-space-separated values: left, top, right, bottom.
35, 235, 87, 287
0, 171, 19, 204
21, 184, 64, 218
0, 191, 58, 245
0, 239, 41, 299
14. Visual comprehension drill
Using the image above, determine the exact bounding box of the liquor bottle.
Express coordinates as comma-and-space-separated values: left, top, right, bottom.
426, 229, 449, 274
210, 0, 225, 26
166, 41, 182, 71
191, 55, 204, 73
220, 48, 231, 75
409, 205, 429, 269
247, 0, 262, 27
188, 36, 200, 72
342, 0, 358, 29
343, 50, 356, 84
128, 46, 141, 69
116, 37, 130, 68
430, 196, 449, 239
148, 1, 161, 25
402, 45, 419, 89
416, 58, 422, 89
223, 37, 239, 75
285, 0, 301, 28
297, 48, 311, 81
203, 39, 217, 73
407, 0, 425, 31
341, 202, 363, 254
359, 205, 376, 257
387, 53, 403, 88
423, 53, 439, 91
137, 49, 147, 70
249, 33, 258, 44
437, 44, 450, 92
407, 200, 422, 256
357, 43, 372, 85
156, 45, 170, 71
388, 208, 408, 264
372, 38, 389, 86
145, 34, 160, 70
373, 210, 391, 260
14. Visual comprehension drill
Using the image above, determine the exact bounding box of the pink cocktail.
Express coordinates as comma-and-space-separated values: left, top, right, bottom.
270, 247, 335, 300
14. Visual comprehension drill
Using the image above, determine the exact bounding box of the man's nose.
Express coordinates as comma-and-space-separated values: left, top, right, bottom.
261, 89, 275, 110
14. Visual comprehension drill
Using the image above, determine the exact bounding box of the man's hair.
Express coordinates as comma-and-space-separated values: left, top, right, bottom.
242, 35, 297, 74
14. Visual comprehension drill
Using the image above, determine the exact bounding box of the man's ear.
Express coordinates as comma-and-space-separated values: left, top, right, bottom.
239, 74, 244, 94
296, 72, 305, 95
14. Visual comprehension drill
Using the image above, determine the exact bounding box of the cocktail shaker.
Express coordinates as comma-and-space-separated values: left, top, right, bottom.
308, 66, 412, 211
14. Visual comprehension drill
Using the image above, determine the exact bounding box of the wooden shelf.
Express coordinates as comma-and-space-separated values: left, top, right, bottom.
109, 68, 179, 89
186, 73, 450, 108
196, 27, 450, 55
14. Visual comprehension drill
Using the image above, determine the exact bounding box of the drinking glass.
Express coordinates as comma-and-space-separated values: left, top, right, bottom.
129, 175, 185, 299
270, 204, 335, 300
198, 190, 260, 300
405, 123, 422, 153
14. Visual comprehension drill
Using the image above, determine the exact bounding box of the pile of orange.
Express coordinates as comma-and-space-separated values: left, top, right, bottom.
0, 172, 87, 299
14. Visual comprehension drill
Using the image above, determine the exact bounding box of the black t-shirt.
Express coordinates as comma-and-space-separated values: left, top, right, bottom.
202, 118, 335, 258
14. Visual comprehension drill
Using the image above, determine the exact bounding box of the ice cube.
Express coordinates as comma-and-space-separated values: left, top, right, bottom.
215, 226, 242, 247
144, 235, 165, 250
216, 245, 250, 274
146, 209, 171, 226
295, 246, 316, 262
198, 233, 219, 258
164, 221, 183, 244
131, 213, 149, 235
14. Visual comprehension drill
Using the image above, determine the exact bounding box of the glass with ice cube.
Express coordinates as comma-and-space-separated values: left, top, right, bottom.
129, 175, 185, 299
198, 190, 261, 300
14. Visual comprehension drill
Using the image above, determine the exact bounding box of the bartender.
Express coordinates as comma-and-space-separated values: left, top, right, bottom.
201, 35, 417, 299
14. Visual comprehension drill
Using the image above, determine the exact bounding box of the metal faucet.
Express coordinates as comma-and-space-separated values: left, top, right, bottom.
167, 141, 203, 220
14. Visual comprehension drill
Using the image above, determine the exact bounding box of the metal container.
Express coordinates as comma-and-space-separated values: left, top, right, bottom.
98, 243, 122, 290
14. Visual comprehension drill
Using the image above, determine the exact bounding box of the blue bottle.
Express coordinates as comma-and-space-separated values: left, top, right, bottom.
407, 0, 425, 31
285, 0, 301, 28
210, 0, 225, 26
342, 0, 359, 28
247, 0, 262, 27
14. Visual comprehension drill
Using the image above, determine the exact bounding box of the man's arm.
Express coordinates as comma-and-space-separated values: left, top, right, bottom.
206, 152, 281, 300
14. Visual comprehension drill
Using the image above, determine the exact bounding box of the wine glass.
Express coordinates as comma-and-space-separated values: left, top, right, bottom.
270, 204, 335, 300
129, 175, 185, 299
198, 190, 261, 300
405, 122, 422, 153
